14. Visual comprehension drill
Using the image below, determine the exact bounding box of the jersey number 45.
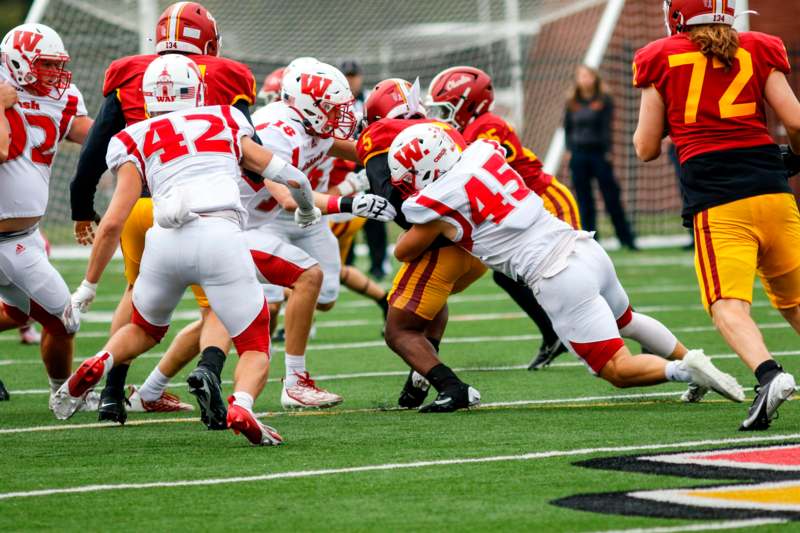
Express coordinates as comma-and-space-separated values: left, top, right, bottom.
465, 152, 530, 225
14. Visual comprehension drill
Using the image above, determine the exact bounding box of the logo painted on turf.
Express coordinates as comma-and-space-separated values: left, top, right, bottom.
554, 443, 800, 521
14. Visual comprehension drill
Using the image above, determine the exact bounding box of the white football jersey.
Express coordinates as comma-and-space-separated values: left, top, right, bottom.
0, 65, 87, 220
106, 105, 253, 222
240, 101, 333, 228
402, 140, 576, 286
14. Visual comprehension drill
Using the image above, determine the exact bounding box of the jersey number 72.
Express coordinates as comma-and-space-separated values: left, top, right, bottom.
465, 152, 530, 225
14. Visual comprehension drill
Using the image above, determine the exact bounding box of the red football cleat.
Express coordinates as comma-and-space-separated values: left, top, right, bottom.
226, 398, 283, 446
51, 352, 112, 420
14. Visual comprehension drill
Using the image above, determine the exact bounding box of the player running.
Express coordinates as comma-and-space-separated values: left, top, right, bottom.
0, 23, 94, 411
260, 65, 388, 338
425, 66, 581, 371
53, 54, 326, 446
358, 78, 486, 412
633, 0, 800, 430
246, 58, 395, 408
68, 1, 268, 423
390, 124, 745, 402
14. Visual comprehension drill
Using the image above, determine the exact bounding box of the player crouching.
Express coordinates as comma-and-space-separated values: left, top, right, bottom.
52, 55, 318, 446
389, 124, 745, 402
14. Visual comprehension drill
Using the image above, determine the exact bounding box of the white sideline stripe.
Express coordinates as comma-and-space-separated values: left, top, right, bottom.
592, 518, 787, 533
0, 390, 734, 435
2, 433, 800, 501
8, 349, 800, 396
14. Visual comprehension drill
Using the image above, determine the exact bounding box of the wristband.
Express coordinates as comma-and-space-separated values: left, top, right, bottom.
325, 196, 354, 214
261, 155, 288, 180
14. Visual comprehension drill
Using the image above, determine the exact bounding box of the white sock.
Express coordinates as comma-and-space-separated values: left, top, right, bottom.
620, 312, 679, 358
49, 377, 66, 395
284, 353, 306, 388
232, 391, 254, 412
665, 360, 691, 383
139, 367, 171, 402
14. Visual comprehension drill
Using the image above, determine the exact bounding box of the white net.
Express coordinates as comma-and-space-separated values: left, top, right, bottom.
33, 0, 794, 243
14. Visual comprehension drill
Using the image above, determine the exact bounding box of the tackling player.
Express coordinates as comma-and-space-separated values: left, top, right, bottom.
633, 0, 800, 430
390, 124, 744, 402
54, 54, 324, 445
0, 23, 94, 410
425, 66, 581, 371
358, 78, 485, 412
68, 1, 263, 423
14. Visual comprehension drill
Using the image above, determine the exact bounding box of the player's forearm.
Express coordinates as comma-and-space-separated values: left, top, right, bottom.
328, 139, 358, 162
0, 113, 9, 162
84, 223, 122, 284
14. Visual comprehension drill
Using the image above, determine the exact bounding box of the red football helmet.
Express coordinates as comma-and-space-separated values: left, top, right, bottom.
258, 67, 285, 105
363, 78, 426, 125
663, 0, 736, 36
425, 66, 494, 130
156, 2, 220, 56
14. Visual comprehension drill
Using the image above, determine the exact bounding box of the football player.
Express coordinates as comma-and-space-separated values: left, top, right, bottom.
0, 23, 94, 411
358, 78, 484, 412
390, 124, 745, 402
262, 65, 388, 336
426, 66, 580, 371
68, 1, 262, 423
633, 0, 800, 430
53, 54, 328, 445
247, 58, 395, 408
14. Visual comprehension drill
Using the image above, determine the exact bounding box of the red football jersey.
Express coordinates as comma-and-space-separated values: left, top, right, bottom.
103, 54, 256, 125
633, 31, 790, 164
357, 118, 466, 166
462, 112, 553, 195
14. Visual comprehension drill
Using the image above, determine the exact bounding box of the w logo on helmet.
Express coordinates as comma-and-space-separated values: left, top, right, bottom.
393, 138, 425, 169
12, 30, 43, 52
300, 74, 332, 99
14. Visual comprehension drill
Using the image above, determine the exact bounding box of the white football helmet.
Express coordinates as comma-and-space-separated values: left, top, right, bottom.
388, 123, 462, 197
281, 59, 356, 140
142, 54, 204, 115
0, 23, 71, 98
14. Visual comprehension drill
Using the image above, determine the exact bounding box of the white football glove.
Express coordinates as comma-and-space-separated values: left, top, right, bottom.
352, 194, 396, 222
337, 169, 370, 196
294, 206, 322, 228
71, 280, 97, 313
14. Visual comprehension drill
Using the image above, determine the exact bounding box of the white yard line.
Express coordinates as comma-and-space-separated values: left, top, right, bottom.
591, 518, 787, 533
1, 433, 799, 501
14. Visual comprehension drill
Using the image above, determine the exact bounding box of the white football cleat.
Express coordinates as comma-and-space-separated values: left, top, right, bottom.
684, 350, 745, 403
740, 371, 796, 431
281, 372, 342, 409
680, 383, 709, 403
127, 385, 194, 413
18, 323, 41, 345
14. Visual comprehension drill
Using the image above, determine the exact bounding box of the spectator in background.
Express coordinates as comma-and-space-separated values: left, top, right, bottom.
341, 59, 389, 279
565, 65, 638, 250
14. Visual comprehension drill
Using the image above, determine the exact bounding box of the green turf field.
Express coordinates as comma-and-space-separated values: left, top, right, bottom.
1, 248, 797, 532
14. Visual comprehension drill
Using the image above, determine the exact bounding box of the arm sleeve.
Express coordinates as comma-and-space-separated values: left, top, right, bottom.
366, 153, 453, 249
69, 92, 126, 221
233, 99, 269, 184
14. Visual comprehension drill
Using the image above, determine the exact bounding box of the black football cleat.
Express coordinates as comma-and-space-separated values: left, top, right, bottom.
187, 366, 227, 430
739, 372, 796, 431
0, 379, 9, 401
97, 386, 128, 424
398, 370, 430, 409
418, 383, 481, 413
527, 340, 567, 371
